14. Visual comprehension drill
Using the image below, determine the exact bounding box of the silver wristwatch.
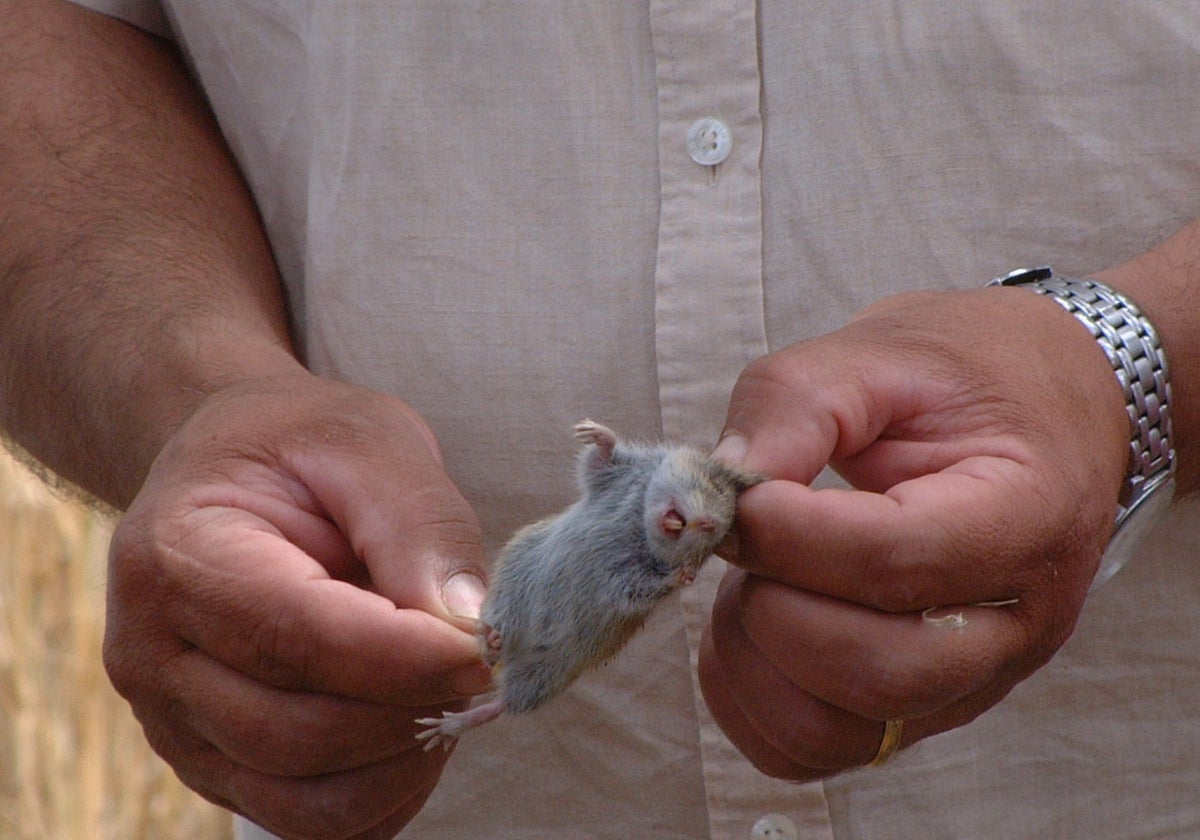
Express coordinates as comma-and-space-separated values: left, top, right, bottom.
990, 267, 1176, 588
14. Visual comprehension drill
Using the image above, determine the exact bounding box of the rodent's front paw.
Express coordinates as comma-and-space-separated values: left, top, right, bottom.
478, 621, 503, 667
676, 567, 698, 586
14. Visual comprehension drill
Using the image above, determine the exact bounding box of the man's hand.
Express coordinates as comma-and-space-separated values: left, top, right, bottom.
2, 6, 496, 835
104, 373, 492, 839
702, 287, 1130, 780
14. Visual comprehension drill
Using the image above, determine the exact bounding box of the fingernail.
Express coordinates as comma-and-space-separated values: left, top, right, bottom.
712, 432, 748, 466
442, 572, 487, 620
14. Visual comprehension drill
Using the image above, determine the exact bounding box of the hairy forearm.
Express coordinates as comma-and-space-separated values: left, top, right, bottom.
0, 0, 300, 507
1097, 221, 1200, 495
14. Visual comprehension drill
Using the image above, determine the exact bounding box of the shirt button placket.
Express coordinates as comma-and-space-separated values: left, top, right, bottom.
648, 1, 767, 446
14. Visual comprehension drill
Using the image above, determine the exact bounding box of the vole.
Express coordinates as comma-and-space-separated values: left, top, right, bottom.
416, 419, 763, 750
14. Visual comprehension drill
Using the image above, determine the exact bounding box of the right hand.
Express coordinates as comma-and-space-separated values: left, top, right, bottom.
103, 372, 493, 840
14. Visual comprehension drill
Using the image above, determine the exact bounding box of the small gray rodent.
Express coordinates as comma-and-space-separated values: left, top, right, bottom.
416, 419, 763, 750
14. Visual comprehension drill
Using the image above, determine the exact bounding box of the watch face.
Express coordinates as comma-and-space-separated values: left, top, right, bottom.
1092, 474, 1177, 590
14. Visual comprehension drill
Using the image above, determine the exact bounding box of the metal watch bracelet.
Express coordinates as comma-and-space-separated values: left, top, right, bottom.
989, 267, 1175, 512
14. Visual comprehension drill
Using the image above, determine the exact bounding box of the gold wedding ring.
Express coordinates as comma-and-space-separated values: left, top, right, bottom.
869, 719, 904, 767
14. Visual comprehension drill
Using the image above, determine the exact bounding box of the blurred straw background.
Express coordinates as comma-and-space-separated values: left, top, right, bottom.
0, 447, 232, 839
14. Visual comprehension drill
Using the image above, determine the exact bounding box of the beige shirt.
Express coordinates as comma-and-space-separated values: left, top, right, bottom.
74, 1, 1200, 837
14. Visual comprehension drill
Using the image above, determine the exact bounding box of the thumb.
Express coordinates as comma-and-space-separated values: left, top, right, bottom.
713, 344, 870, 484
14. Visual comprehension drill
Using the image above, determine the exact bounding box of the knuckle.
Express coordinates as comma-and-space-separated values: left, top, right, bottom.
107, 510, 163, 593
1007, 591, 1082, 675
103, 519, 188, 698
100, 630, 151, 699
732, 350, 811, 411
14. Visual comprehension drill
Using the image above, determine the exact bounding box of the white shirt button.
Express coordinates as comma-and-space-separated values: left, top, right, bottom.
687, 117, 733, 166
750, 813, 799, 840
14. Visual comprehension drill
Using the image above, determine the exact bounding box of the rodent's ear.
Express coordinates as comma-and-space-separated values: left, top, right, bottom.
711, 460, 767, 494
733, 470, 768, 493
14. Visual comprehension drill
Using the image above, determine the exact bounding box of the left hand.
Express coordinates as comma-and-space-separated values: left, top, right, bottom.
702, 287, 1129, 780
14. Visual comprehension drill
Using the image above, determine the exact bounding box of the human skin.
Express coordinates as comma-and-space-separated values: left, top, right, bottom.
0, 3, 490, 838
2, 0, 1198, 836
703, 237, 1199, 777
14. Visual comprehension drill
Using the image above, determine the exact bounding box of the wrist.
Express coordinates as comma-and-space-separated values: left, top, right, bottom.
990, 267, 1177, 585
1095, 251, 1197, 496
14, 324, 304, 510
124, 332, 306, 487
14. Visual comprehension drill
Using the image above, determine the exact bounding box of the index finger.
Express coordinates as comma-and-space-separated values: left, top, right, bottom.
116, 506, 489, 706
732, 455, 1096, 611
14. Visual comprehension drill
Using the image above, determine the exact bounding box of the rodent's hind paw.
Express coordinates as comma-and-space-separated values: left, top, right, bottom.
414, 698, 507, 751
413, 719, 453, 752
415, 710, 476, 752
573, 419, 616, 460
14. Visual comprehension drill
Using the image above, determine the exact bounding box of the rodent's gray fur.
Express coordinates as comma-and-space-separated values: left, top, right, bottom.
416, 419, 762, 749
